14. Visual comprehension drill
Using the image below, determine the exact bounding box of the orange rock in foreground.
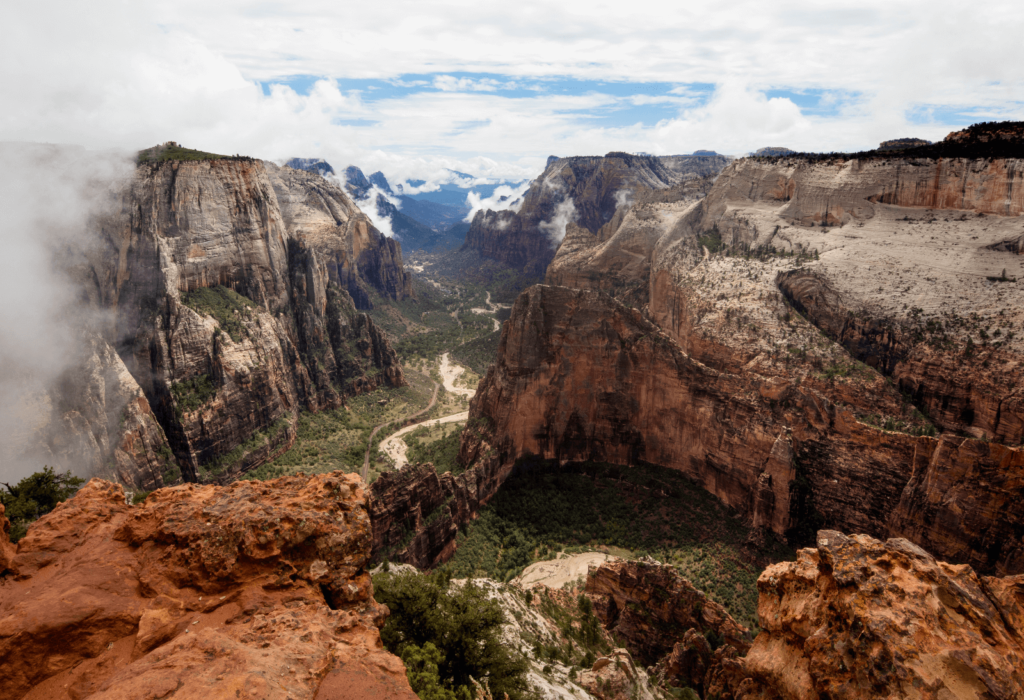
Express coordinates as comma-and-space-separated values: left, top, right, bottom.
0, 474, 417, 700
709, 530, 1024, 699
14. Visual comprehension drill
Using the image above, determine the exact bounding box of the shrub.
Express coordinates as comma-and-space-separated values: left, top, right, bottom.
1, 467, 85, 542
181, 285, 256, 342
373, 569, 530, 700
170, 374, 217, 416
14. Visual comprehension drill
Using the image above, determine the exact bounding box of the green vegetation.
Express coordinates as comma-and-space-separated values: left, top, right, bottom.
170, 374, 217, 416
373, 568, 530, 700
1, 467, 85, 543
450, 330, 502, 375
447, 460, 793, 630
698, 225, 723, 254
200, 417, 291, 478
817, 360, 875, 382
395, 311, 495, 362
137, 143, 228, 163
403, 424, 464, 475
181, 285, 256, 342
240, 375, 435, 482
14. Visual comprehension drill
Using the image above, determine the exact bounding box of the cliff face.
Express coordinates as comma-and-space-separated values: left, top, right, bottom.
464, 153, 727, 273
0, 473, 417, 700
368, 441, 511, 569
54, 157, 410, 487
476, 132, 1024, 579
463, 285, 1024, 575
585, 560, 750, 666
708, 531, 1024, 699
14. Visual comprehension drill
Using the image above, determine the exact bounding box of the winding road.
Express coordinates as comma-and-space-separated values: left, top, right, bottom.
362, 290, 507, 481
360, 379, 439, 482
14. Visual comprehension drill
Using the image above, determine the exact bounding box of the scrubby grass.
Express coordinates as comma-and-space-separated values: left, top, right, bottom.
403, 423, 465, 475
447, 460, 794, 631
181, 285, 256, 342
170, 374, 217, 416
241, 373, 435, 481
137, 144, 228, 163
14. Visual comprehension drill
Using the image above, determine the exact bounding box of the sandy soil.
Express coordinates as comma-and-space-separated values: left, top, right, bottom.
516, 552, 616, 590
439, 352, 475, 398
379, 411, 469, 468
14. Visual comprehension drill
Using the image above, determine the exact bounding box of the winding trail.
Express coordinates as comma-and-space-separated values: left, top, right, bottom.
366, 291, 509, 478
361, 379, 439, 482
378, 353, 475, 469
470, 291, 506, 332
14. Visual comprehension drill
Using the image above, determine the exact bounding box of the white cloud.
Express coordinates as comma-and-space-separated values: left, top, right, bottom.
464, 182, 532, 222
2, 0, 1023, 182
539, 197, 578, 245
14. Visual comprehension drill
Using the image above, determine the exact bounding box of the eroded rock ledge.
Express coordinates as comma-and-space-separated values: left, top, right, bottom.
707, 530, 1024, 699
0, 474, 416, 700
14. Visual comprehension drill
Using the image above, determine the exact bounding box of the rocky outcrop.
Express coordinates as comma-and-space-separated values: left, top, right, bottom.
707, 530, 1024, 699
585, 560, 750, 666
464, 153, 728, 273
0, 503, 15, 576
42, 335, 177, 490
369, 447, 511, 568
578, 649, 659, 700
546, 199, 699, 309
463, 284, 1024, 574
59, 156, 410, 486
0, 472, 418, 700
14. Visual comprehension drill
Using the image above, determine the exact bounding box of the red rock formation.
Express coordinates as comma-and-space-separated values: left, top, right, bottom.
0, 503, 15, 576
585, 560, 750, 666
777, 268, 1024, 444
0, 473, 417, 700
706, 530, 1024, 699
369, 449, 512, 569
578, 648, 659, 700
463, 284, 1024, 575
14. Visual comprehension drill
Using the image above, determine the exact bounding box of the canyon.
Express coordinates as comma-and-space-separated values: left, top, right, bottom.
448, 125, 1024, 579
8, 124, 1024, 700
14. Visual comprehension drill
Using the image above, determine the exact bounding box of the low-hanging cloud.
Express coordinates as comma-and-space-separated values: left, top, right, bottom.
538, 197, 578, 246
358, 186, 400, 238
463, 181, 531, 222
0, 142, 134, 484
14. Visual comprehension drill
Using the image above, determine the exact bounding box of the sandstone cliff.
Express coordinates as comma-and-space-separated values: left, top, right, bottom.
44, 155, 410, 487
484, 127, 1024, 580
707, 530, 1024, 699
464, 153, 727, 273
0, 472, 418, 700
369, 451, 511, 569
462, 285, 1024, 575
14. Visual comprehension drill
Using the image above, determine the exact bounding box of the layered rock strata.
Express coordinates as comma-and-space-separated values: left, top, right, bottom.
0, 472, 417, 700
47, 156, 410, 487
585, 560, 750, 666
464, 153, 727, 273
368, 450, 509, 568
463, 284, 1024, 575
707, 530, 1024, 699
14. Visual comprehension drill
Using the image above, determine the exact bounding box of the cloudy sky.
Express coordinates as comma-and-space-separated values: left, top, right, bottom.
4, 0, 1023, 182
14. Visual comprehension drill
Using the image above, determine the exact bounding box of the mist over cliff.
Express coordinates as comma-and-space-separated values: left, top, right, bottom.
0, 143, 133, 484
